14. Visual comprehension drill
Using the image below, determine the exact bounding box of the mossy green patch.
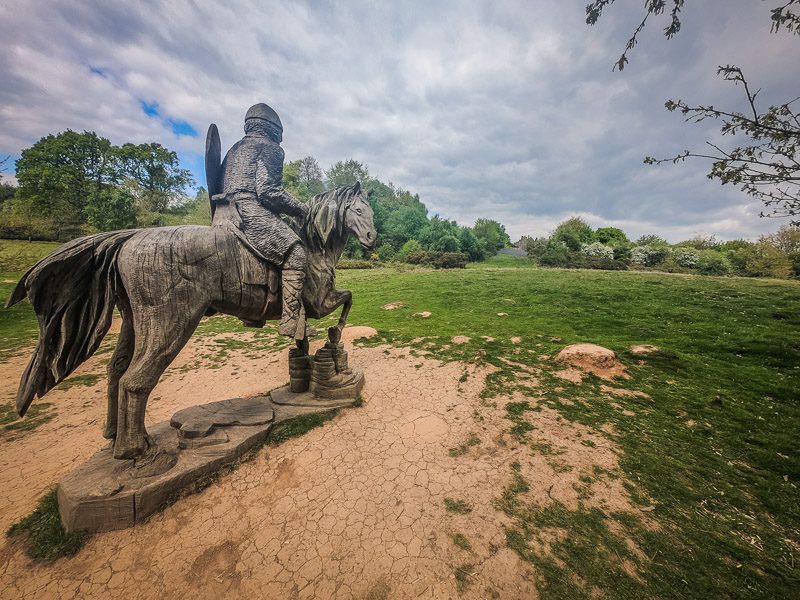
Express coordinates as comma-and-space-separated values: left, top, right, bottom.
55, 373, 102, 390
6, 489, 88, 561
444, 498, 473, 514
1, 401, 54, 437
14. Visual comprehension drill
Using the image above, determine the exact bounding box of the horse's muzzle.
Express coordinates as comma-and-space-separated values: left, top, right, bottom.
361, 230, 376, 251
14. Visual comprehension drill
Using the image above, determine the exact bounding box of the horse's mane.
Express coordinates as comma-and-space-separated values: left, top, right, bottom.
296, 183, 358, 252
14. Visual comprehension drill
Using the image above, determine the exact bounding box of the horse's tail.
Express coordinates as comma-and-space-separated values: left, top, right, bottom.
7, 230, 138, 417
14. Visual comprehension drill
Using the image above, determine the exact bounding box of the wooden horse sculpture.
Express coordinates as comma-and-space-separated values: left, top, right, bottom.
6, 182, 375, 461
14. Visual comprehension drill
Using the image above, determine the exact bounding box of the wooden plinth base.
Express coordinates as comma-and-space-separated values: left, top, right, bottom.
57, 396, 343, 534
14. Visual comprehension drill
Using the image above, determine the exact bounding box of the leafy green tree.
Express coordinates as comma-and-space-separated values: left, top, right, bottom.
635, 234, 669, 247
299, 156, 325, 197
325, 159, 369, 188
116, 142, 194, 214
0, 182, 16, 209
587, 0, 800, 223
551, 217, 593, 251
86, 186, 137, 231
0, 155, 14, 206
419, 215, 461, 250
15, 130, 119, 235
458, 228, 485, 262
472, 218, 511, 255
594, 227, 628, 245
283, 160, 304, 200
433, 234, 461, 253
674, 235, 720, 250
383, 205, 428, 248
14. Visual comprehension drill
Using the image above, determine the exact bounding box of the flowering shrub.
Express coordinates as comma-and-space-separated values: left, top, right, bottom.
631, 245, 670, 266
581, 242, 614, 259
672, 247, 700, 268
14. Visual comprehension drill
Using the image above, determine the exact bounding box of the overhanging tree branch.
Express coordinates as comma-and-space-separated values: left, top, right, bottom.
587, 0, 800, 224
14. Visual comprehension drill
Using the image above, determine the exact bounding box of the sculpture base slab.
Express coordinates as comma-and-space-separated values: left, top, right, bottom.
271, 367, 364, 407
57, 396, 337, 534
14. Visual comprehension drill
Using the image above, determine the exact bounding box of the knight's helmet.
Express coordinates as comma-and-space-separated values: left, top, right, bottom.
245, 103, 283, 138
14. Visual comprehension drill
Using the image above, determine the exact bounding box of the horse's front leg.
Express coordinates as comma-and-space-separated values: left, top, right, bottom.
335, 290, 353, 330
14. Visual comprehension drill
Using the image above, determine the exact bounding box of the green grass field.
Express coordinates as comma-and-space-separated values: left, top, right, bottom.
1, 248, 798, 597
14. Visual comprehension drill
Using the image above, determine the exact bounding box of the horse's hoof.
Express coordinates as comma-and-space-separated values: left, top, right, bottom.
102, 425, 117, 440
328, 326, 342, 344
113, 441, 144, 460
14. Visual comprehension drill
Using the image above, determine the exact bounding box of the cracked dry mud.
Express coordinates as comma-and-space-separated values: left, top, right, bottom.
1, 325, 646, 599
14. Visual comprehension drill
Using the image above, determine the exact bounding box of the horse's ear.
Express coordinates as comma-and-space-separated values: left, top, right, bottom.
353, 180, 361, 193
314, 200, 337, 245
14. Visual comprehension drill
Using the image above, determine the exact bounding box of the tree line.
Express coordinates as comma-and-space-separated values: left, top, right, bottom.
0, 131, 194, 240
0, 132, 511, 265
282, 156, 510, 266
524, 216, 800, 279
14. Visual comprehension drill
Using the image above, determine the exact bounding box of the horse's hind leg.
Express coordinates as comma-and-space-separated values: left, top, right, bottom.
103, 299, 134, 440
114, 307, 205, 460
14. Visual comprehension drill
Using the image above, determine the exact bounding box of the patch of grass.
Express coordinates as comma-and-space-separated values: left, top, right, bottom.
1, 401, 54, 436
452, 532, 472, 551
529, 441, 565, 456
265, 409, 339, 446
454, 563, 474, 592
6, 488, 88, 561
55, 373, 102, 391
444, 497, 473, 514
360, 576, 392, 600
352, 395, 363, 407
504, 400, 539, 442
448, 432, 481, 457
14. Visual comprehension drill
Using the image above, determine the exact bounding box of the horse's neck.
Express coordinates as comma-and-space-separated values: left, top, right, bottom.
310, 232, 346, 270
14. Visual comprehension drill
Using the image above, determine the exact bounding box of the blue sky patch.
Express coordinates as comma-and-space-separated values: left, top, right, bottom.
89, 66, 107, 78
140, 101, 160, 118
168, 119, 198, 137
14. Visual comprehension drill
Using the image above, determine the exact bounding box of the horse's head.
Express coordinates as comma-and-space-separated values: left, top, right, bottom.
343, 181, 377, 252
303, 181, 376, 253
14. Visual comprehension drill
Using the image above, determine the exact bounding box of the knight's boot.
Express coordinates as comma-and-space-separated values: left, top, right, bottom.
279, 269, 306, 338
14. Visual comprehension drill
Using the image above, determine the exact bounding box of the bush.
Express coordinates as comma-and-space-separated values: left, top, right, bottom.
375, 244, 395, 261
738, 243, 792, 279
336, 259, 374, 269
611, 241, 632, 261
400, 250, 467, 268
432, 252, 467, 269
404, 250, 427, 265
581, 242, 614, 259
397, 239, 423, 262
432, 234, 461, 253
656, 255, 690, 274
631, 245, 670, 267
570, 255, 628, 271
696, 250, 732, 276
672, 247, 700, 268
537, 244, 570, 267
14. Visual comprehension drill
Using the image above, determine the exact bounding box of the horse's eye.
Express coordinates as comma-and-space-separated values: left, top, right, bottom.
356, 208, 363, 215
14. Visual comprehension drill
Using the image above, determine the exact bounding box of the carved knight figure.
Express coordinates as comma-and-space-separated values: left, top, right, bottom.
212, 103, 309, 338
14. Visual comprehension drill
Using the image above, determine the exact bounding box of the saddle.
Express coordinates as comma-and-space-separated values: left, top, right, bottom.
211, 197, 283, 327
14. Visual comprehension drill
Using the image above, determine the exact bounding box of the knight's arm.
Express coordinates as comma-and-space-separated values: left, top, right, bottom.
256, 148, 306, 218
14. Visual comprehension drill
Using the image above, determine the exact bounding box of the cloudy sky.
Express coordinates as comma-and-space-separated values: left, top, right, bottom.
1, 0, 798, 242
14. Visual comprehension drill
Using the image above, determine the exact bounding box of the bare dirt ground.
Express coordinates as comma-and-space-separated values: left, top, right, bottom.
0, 325, 647, 599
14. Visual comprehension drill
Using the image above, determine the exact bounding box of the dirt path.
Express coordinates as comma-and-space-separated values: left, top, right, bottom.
0, 328, 642, 599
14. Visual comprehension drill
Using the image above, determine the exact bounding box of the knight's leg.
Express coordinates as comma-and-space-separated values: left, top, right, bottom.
278, 244, 307, 338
